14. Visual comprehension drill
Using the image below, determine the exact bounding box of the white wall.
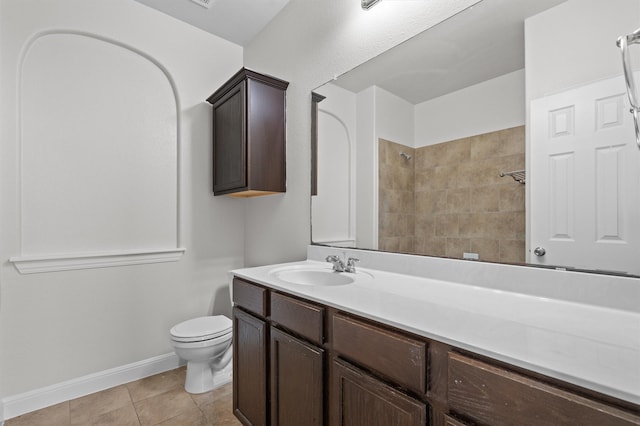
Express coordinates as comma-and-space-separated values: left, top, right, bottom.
525, 0, 640, 100
353, 86, 415, 249
243, 0, 482, 266
414, 69, 525, 147
0, 0, 243, 399
356, 87, 377, 249
312, 83, 357, 246
20, 33, 178, 256
375, 86, 415, 147
0, 2, 4, 416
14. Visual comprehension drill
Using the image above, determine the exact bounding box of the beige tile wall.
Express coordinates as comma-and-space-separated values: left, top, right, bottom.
379, 126, 526, 263
378, 139, 416, 253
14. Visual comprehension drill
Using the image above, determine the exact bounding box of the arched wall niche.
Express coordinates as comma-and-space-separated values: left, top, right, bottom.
10, 30, 185, 273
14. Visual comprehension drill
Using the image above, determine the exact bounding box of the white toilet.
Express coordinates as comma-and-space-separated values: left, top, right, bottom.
170, 315, 233, 394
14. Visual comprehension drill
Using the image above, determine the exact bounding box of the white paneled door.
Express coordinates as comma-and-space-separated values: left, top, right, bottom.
530, 74, 640, 275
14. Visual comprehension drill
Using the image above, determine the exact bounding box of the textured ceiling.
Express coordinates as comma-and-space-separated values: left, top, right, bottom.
331, 0, 567, 104
134, 0, 290, 46
134, 0, 566, 104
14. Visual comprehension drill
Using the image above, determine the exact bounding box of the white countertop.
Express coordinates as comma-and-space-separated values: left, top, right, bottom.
231, 258, 640, 405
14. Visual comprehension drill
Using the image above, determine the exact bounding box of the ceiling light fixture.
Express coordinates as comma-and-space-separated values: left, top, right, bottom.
361, 0, 381, 10
190, 0, 214, 9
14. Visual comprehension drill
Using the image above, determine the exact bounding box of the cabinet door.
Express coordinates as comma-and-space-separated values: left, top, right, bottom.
246, 79, 287, 193
233, 307, 267, 426
442, 414, 471, 426
212, 81, 246, 194
270, 327, 324, 426
330, 358, 427, 426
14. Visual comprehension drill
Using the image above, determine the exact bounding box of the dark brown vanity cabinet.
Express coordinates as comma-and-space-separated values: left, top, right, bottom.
270, 327, 324, 426
269, 291, 324, 426
331, 359, 427, 426
232, 278, 324, 426
446, 352, 640, 426
206, 69, 289, 198
330, 312, 427, 426
232, 278, 269, 426
232, 276, 640, 426
233, 307, 268, 426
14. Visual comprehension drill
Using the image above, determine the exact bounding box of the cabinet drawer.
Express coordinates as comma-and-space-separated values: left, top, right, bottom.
233, 277, 268, 317
448, 352, 640, 426
270, 292, 324, 345
332, 312, 427, 394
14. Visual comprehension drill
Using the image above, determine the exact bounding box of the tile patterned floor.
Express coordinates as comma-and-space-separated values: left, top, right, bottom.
5, 367, 242, 426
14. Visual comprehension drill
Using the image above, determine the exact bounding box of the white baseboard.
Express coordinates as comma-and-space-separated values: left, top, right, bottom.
2, 352, 183, 421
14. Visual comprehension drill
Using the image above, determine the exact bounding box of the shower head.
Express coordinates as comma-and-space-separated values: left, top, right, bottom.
399, 152, 412, 161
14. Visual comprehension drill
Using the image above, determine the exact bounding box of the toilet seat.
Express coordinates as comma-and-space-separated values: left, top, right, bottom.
170, 316, 232, 343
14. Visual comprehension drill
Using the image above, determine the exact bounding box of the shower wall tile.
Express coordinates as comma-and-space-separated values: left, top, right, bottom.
470, 238, 500, 263
379, 237, 399, 252
415, 190, 447, 215
379, 236, 415, 253
398, 237, 415, 253
500, 239, 527, 264
378, 127, 525, 263
435, 214, 459, 237
458, 213, 487, 238
415, 165, 457, 191
380, 213, 414, 238
470, 186, 500, 212
379, 139, 416, 252
499, 184, 525, 212
413, 126, 525, 263
446, 188, 471, 213
470, 133, 502, 159
446, 237, 471, 259
514, 210, 526, 240
417, 236, 446, 257
414, 215, 435, 240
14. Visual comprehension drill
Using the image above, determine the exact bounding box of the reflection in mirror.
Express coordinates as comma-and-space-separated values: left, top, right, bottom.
312, 0, 640, 277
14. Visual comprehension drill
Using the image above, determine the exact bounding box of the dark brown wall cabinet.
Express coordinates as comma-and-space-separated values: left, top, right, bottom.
206, 69, 289, 197
232, 277, 640, 426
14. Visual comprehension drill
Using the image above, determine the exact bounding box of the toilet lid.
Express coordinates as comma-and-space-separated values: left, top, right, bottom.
170, 316, 232, 342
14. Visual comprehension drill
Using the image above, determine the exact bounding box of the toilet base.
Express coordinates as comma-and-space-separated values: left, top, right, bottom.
184, 356, 233, 394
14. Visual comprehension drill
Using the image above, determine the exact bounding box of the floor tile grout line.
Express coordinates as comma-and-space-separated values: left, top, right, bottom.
123, 386, 143, 426
4, 368, 236, 426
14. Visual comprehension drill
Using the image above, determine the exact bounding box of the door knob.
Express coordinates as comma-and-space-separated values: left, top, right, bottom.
533, 247, 546, 257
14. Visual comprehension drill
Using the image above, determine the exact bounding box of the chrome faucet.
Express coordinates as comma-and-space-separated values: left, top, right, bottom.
326, 255, 345, 272
326, 255, 359, 273
344, 257, 359, 273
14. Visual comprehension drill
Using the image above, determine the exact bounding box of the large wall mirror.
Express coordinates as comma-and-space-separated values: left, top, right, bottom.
311, 0, 640, 277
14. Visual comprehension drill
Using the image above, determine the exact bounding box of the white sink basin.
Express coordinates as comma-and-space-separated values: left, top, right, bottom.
269, 264, 372, 286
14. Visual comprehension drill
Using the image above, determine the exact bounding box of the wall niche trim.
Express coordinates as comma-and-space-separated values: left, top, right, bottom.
10, 248, 186, 274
